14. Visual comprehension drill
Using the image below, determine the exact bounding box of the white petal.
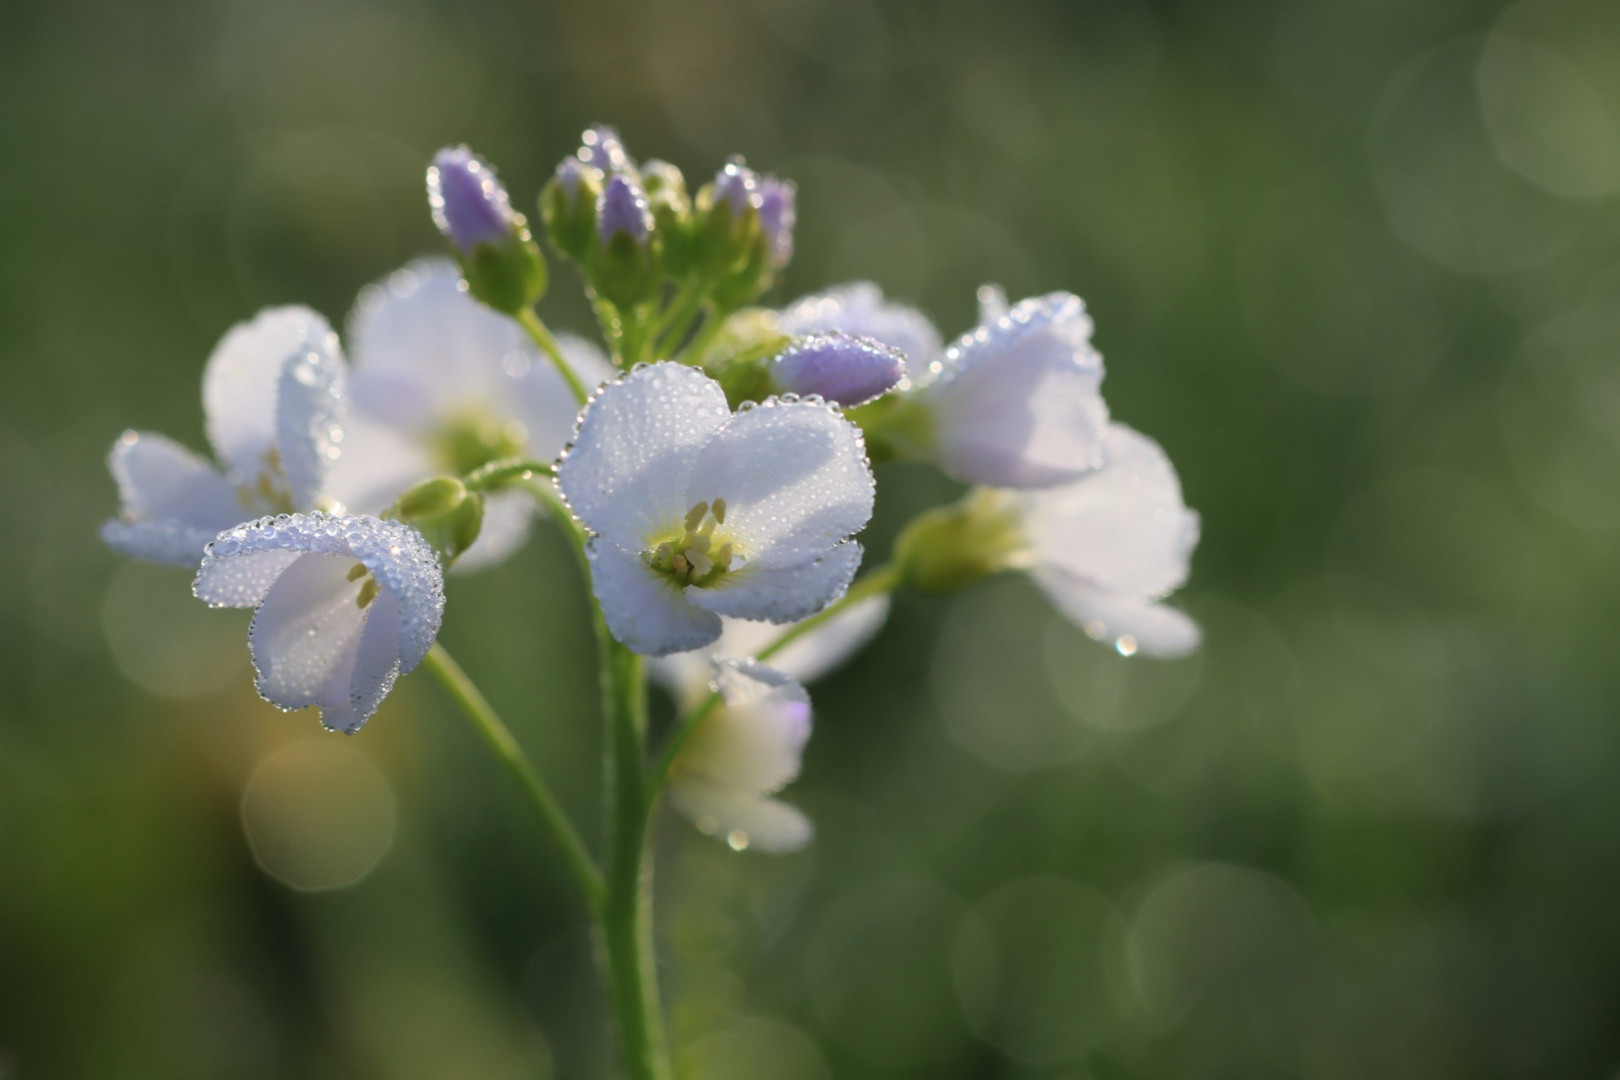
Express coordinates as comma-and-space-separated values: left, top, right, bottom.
779, 282, 943, 382
451, 488, 534, 573
587, 538, 722, 656
347, 259, 526, 431
503, 332, 614, 461
557, 363, 731, 547
714, 594, 891, 684
666, 784, 813, 854
275, 329, 348, 508
644, 649, 712, 705
923, 292, 1109, 488
1032, 568, 1202, 658
204, 306, 339, 489
323, 413, 438, 515
192, 543, 303, 608
686, 541, 861, 624
248, 551, 371, 713
1017, 423, 1200, 599
102, 430, 242, 565
329, 587, 406, 734
686, 399, 873, 569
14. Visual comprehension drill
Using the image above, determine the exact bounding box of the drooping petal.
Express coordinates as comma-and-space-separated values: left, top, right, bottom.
204, 306, 340, 490
275, 333, 348, 509
686, 542, 861, 624
1031, 568, 1202, 658
685, 399, 874, 569
557, 363, 732, 547
347, 259, 527, 431
923, 292, 1109, 488
665, 784, 813, 853
586, 538, 722, 655
101, 430, 243, 565
194, 513, 444, 732
779, 282, 943, 382
1017, 423, 1200, 599
452, 488, 533, 573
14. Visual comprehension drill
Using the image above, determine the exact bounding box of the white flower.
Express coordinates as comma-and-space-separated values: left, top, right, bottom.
329, 259, 613, 570
193, 512, 446, 734
648, 596, 889, 853
1012, 423, 1201, 657
916, 292, 1110, 489
666, 659, 814, 854
556, 362, 875, 656
101, 307, 346, 566
778, 281, 942, 383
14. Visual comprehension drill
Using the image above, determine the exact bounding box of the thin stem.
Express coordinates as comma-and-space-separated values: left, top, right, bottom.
672, 301, 730, 366
599, 639, 672, 1080
516, 307, 590, 405
420, 643, 605, 907
651, 279, 708, 358
645, 562, 902, 800
463, 457, 552, 493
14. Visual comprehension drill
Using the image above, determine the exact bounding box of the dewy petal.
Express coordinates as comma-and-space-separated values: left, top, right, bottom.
1031, 568, 1202, 658
275, 327, 348, 508
204, 306, 340, 488
686, 541, 861, 624
779, 282, 943, 383
665, 785, 813, 854
101, 430, 243, 565
347, 259, 530, 432
685, 399, 874, 569
586, 538, 722, 655
504, 331, 615, 461
323, 412, 438, 516
1017, 423, 1200, 600
557, 363, 731, 547
194, 513, 445, 730
923, 292, 1109, 488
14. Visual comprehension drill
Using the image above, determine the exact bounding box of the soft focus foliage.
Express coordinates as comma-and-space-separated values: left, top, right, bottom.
5, 0, 1620, 1076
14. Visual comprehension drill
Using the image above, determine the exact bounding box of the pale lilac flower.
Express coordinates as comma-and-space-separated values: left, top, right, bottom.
757, 177, 796, 267
597, 173, 653, 244
194, 512, 445, 734
1007, 423, 1200, 657
769, 332, 904, 408
427, 146, 518, 253
556, 363, 875, 656
328, 260, 612, 570
916, 292, 1110, 488
778, 282, 943, 383
102, 308, 346, 567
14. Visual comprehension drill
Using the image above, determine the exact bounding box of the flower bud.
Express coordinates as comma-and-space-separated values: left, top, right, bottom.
591, 174, 660, 309
540, 155, 602, 262
894, 489, 1027, 594
641, 159, 694, 277
427, 146, 546, 315
578, 124, 633, 175
694, 157, 762, 278
768, 332, 904, 408
392, 476, 485, 565
757, 176, 796, 269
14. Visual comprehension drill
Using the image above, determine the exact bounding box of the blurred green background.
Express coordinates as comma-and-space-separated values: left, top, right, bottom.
5, 0, 1620, 1075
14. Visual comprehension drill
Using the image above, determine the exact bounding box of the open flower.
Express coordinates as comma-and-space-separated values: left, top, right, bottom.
1013, 422, 1200, 657
101, 307, 346, 567
914, 292, 1110, 488
329, 259, 612, 569
193, 512, 445, 734
778, 281, 942, 382
556, 362, 875, 656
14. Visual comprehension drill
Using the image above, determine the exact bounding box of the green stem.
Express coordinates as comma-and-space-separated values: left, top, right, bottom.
420, 643, 605, 907
462, 458, 552, 493
673, 301, 731, 366
645, 562, 901, 800
516, 307, 590, 405
599, 640, 672, 1080
651, 280, 708, 358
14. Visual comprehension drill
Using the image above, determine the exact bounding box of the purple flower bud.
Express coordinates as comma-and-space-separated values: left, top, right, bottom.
578, 124, 632, 175
757, 176, 796, 267
713, 156, 761, 218
428, 146, 518, 253
597, 173, 653, 244
555, 155, 596, 206
770, 331, 905, 408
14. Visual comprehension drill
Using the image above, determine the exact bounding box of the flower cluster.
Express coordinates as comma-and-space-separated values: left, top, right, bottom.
101, 124, 1199, 847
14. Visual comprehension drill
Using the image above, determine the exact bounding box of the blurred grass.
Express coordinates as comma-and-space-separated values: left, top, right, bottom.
5, 0, 1620, 1076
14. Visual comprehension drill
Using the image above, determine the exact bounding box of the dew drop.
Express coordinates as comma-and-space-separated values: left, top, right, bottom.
1115, 635, 1138, 657
726, 829, 750, 851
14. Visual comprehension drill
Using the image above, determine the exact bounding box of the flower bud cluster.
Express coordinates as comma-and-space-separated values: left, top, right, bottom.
428, 146, 548, 315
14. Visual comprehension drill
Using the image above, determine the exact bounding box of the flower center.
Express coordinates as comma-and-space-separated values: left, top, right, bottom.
645, 499, 737, 587
438, 413, 529, 476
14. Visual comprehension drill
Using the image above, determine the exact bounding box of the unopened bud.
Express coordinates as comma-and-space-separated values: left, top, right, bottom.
641, 160, 694, 277
541, 156, 602, 261
597, 173, 653, 245
393, 476, 485, 565
592, 174, 660, 309
768, 332, 903, 408
757, 176, 796, 269
694, 156, 762, 278
578, 124, 633, 176
427, 146, 546, 314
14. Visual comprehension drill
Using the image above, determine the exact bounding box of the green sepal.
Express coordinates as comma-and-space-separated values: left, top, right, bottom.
392, 477, 486, 566
460, 230, 547, 316
894, 489, 1027, 594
